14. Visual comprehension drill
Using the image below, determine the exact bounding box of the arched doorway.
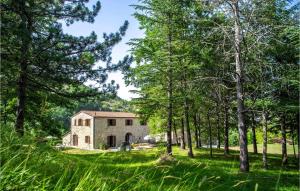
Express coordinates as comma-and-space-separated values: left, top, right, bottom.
125, 132, 133, 144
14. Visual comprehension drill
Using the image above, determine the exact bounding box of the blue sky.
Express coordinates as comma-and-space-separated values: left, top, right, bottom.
62, 0, 143, 100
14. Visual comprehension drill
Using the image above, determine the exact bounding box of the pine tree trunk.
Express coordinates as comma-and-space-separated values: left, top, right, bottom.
184, 102, 194, 158
251, 111, 258, 154
281, 115, 288, 165
166, 13, 173, 155
195, 128, 199, 149
15, 1, 33, 136
194, 115, 200, 148
15, 65, 27, 136
262, 111, 268, 169
224, 97, 230, 155
207, 112, 213, 158
180, 118, 186, 149
217, 113, 221, 149
291, 124, 296, 159
183, 71, 193, 158
166, 70, 173, 155
197, 113, 202, 147
232, 0, 249, 172
296, 113, 299, 159
216, 101, 221, 149
3, 89, 8, 125
173, 119, 179, 145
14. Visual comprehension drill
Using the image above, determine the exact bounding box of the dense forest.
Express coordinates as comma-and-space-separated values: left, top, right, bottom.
0, 0, 299, 190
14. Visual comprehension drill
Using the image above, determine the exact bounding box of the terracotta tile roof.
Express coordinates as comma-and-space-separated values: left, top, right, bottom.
81, 111, 138, 118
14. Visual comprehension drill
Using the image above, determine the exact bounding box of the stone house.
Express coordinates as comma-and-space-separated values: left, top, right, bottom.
62, 111, 149, 149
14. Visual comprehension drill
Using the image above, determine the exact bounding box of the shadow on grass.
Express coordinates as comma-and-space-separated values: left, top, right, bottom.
58, 146, 299, 191
63, 150, 158, 166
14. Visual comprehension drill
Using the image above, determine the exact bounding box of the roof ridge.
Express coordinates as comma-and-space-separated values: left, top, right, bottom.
78, 110, 139, 118
81, 110, 135, 113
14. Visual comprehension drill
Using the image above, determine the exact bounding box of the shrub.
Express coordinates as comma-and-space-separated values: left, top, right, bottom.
99, 143, 108, 150
229, 130, 239, 146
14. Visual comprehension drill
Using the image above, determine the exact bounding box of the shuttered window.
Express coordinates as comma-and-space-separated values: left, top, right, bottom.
125, 119, 133, 126
85, 119, 91, 126
78, 119, 83, 126
85, 136, 90, 144
107, 119, 116, 126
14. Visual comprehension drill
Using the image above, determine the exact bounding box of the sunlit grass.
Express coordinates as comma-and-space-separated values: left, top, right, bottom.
230, 144, 298, 155
62, 148, 105, 155
1, 136, 299, 191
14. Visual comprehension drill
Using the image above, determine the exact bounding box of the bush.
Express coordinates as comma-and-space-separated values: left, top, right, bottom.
254, 127, 280, 144
99, 143, 108, 150
229, 130, 239, 146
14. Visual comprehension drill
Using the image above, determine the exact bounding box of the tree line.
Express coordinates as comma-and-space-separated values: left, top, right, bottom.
125, 0, 299, 172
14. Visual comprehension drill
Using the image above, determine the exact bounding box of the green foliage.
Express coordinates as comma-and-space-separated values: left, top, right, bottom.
148, 114, 167, 134
99, 143, 108, 150
1, 0, 299, 183
127, 0, 300, 162
1, 0, 130, 134
229, 129, 239, 146
255, 127, 280, 145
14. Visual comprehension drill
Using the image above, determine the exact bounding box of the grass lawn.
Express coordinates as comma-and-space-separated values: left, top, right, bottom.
1, 144, 299, 191
230, 144, 298, 155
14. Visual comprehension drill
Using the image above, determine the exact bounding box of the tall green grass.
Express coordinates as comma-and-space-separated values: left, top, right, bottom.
0, 125, 299, 191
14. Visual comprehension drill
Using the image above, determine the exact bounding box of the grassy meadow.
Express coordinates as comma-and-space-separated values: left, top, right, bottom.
1, 133, 299, 191
230, 144, 298, 155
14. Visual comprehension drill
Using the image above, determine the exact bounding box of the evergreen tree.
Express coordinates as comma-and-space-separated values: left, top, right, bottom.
1, 0, 129, 135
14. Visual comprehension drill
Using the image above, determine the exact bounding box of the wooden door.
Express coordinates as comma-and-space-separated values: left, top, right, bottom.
107, 135, 116, 147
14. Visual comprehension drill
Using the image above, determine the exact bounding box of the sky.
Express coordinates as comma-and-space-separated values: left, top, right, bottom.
62, 0, 143, 100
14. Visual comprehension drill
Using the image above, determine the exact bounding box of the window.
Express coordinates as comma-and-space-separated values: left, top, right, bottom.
85, 136, 90, 144
107, 119, 116, 126
74, 119, 77, 126
125, 119, 133, 126
78, 119, 83, 126
85, 119, 91, 126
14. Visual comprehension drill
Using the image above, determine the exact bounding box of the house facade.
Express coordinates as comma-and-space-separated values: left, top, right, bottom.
62, 111, 149, 149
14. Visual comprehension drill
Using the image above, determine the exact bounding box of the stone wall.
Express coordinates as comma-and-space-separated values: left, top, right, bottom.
70, 112, 94, 149
64, 112, 149, 149
94, 117, 149, 148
